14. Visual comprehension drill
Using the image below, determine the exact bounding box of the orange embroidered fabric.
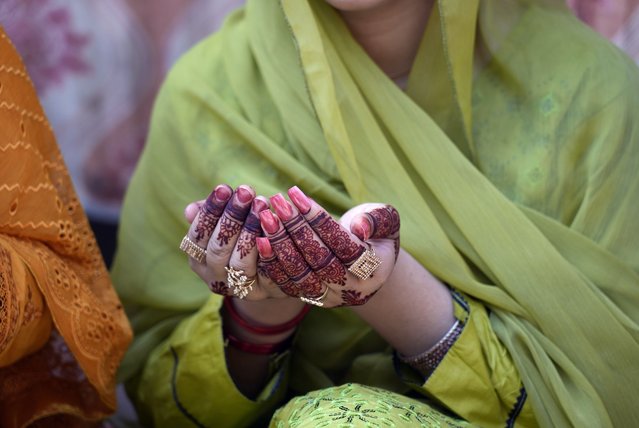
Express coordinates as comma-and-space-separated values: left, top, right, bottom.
0, 28, 132, 427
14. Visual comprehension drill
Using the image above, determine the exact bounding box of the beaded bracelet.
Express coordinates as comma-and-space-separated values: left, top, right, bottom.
223, 296, 310, 335
223, 330, 293, 355
399, 320, 464, 375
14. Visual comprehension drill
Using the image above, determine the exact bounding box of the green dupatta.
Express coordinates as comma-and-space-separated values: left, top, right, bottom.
113, 0, 639, 426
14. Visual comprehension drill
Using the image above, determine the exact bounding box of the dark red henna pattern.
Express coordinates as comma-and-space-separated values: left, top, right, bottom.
216, 189, 253, 246
208, 281, 229, 295
289, 225, 331, 268
339, 289, 378, 306
217, 216, 243, 246
257, 256, 301, 297
235, 232, 256, 259
314, 257, 347, 286
308, 211, 365, 266
366, 205, 400, 239
194, 186, 231, 241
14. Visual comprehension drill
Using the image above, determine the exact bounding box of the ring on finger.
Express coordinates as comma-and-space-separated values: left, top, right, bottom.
300, 285, 329, 307
225, 266, 256, 299
348, 247, 381, 280
180, 235, 207, 264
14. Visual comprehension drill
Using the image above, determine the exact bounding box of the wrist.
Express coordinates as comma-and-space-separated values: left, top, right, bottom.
222, 297, 308, 345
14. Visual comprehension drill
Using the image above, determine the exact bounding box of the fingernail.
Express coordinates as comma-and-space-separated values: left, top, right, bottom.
236, 185, 253, 204
251, 197, 268, 213
256, 237, 273, 257
270, 194, 294, 221
214, 185, 232, 202
288, 186, 311, 214
259, 210, 280, 234
352, 217, 371, 240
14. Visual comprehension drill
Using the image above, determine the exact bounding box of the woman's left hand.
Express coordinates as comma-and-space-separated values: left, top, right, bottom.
257, 186, 400, 308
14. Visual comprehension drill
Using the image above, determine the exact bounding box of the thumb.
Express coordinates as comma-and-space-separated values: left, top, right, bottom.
350, 205, 400, 241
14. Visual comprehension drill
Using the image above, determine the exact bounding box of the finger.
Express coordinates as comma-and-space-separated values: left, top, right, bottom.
206, 185, 255, 278
271, 193, 347, 286
288, 186, 365, 267
260, 209, 325, 299
225, 197, 269, 300
184, 200, 205, 224
189, 184, 232, 247
256, 237, 300, 297
351, 205, 401, 241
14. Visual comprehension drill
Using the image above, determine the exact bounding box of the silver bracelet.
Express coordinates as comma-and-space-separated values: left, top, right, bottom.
399, 320, 464, 375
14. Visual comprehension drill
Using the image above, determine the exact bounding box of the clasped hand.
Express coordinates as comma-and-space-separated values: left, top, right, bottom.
183, 184, 400, 308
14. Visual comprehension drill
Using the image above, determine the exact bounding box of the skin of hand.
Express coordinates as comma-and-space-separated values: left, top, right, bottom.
258, 186, 400, 308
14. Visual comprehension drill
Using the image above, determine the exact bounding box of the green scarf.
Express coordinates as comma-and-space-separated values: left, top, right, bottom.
113, 0, 639, 426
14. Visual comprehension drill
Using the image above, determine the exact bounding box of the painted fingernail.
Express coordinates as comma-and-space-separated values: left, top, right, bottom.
351, 216, 371, 240
214, 185, 232, 202
251, 197, 268, 213
270, 194, 294, 221
256, 237, 273, 257
236, 185, 253, 204
288, 186, 311, 214
259, 210, 280, 234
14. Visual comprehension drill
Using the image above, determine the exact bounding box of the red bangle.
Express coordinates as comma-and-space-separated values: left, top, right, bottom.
223, 296, 310, 335
223, 330, 293, 355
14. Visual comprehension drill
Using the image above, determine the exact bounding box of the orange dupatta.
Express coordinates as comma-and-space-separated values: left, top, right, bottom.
0, 28, 131, 427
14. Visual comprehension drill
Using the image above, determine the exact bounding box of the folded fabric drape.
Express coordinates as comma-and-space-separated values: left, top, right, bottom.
114, 0, 639, 426
0, 28, 131, 427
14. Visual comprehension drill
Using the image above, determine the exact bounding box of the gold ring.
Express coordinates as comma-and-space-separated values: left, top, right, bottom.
300, 286, 330, 307
348, 248, 382, 280
225, 266, 256, 299
179, 235, 207, 264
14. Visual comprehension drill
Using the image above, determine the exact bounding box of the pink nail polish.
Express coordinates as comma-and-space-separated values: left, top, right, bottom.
270, 194, 294, 221
214, 185, 232, 201
288, 186, 311, 214
256, 237, 273, 257
259, 210, 280, 234
251, 198, 268, 213
236, 186, 253, 204
352, 217, 371, 240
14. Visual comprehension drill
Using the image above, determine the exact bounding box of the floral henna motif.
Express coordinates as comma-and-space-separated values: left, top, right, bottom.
366, 206, 400, 239
208, 281, 229, 295
295, 274, 324, 298
194, 193, 227, 241
195, 212, 220, 242
258, 257, 301, 297
308, 211, 365, 266
235, 232, 256, 259
315, 257, 347, 286
217, 216, 243, 246
270, 229, 312, 279
339, 289, 378, 306
290, 225, 332, 268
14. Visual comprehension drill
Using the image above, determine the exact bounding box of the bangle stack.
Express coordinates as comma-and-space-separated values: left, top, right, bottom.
399, 320, 464, 375
222, 296, 310, 355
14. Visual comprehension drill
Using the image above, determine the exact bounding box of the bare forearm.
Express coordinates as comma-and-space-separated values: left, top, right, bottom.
350, 250, 455, 357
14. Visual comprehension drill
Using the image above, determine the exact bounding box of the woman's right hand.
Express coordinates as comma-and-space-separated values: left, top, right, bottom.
182, 183, 298, 301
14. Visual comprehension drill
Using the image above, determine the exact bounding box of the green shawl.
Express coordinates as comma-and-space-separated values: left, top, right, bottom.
113, 0, 639, 426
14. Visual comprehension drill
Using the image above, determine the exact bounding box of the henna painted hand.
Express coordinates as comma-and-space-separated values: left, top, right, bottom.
257, 186, 400, 308
183, 184, 300, 300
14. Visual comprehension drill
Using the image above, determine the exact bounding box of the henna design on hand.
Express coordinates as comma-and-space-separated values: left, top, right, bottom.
216, 192, 253, 246
208, 281, 229, 295
308, 211, 365, 266
257, 256, 301, 297
217, 216, 243, 246
366, 205, 400, 239
365, 205, 401, 258
269, 228, 323, 297
194, 186, 230, 241
339, 289, 378, 306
